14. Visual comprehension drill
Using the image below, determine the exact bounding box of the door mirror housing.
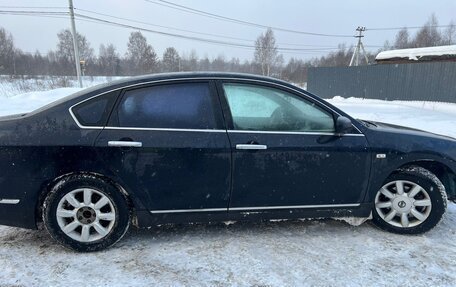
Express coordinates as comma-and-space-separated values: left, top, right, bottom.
335, 116, 353, 135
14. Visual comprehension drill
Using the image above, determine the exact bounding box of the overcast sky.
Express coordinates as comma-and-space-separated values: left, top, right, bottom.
1, 0, 455, 61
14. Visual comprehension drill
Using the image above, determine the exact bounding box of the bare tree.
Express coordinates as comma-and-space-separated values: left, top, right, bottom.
443, 21, 456, 45
382, 40, 393, 51
188, 50, 198, 71
228, 57, 240, 72
212, 54, 226, 71
0, 27, 15, 74
412, 14, 443, 47
162, 47, 180, 72
125, 31, 158, 75
254, 28, 281, 76
98, 44, 120, 76
55, 29, 93, 75
394, 28, 411, 49
314, 44, 357, 67
56, 29, 93, 63
199, 56, 210, 71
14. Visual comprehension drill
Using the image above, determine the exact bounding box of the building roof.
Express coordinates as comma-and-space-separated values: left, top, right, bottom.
376, 45, 456, 61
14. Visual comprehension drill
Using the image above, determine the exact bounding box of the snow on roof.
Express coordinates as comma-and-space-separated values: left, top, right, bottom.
376, 45, 456, 61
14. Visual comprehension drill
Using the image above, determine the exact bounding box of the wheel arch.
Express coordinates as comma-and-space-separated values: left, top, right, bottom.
36, 171, 139, 227
397, 160, 456, 201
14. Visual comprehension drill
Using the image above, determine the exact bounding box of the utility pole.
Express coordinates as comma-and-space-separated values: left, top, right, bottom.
68, 0, 82, 87
349, 26, 369, 66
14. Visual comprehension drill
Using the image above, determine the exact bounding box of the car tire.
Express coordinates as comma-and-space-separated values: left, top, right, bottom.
372, 166, 447, 234
43, 173, 131, 252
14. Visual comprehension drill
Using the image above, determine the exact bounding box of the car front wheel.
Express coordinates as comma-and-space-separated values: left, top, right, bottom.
372, 166, 447, 234
43, 174, 131, 252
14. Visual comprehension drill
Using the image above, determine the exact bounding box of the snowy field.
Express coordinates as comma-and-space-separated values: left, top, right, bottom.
0, 86, 456, 286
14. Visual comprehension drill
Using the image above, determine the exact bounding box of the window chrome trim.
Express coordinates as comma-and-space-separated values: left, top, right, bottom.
149, 203, 360, 214
68, 105, 104, 130
100, 126, 363, 136
104, 126, 227, 133
0, 199, 20, 204
227, 130, 365, 137
68, 77, 364, 135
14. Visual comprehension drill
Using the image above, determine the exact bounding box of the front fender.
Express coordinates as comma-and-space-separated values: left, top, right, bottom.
363, 151, 456, 203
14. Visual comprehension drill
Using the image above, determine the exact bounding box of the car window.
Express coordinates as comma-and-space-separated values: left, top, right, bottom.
223, 83, 335, 132
117, 83, 217, 129
72, 91, 117, 127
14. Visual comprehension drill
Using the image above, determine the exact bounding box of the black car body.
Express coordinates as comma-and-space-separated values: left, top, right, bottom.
0, 73, 455, 251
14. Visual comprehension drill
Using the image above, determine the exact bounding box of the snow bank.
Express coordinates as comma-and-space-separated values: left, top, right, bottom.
327, 96, 456, 138
376, 45, 456, 61
0, 88, 81, 116
0, 76, 124, 98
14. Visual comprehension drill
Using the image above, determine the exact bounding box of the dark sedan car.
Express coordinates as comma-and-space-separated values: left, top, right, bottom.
0, 72, 455, 251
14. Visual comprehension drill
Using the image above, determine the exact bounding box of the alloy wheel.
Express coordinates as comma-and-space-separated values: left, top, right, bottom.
375, 180, 432, 228
56, 188, 116, 242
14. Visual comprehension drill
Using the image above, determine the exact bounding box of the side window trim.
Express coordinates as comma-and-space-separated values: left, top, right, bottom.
69, 90, 120, 129
106, 80, 225, 131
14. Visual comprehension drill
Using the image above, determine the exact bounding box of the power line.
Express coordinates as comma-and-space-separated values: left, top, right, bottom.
366, 25, 454, 31
0, 13, 69, 21
74, 7, 254, 43
0, 9, 381, 56
74, 12, 344, 52
0, 6, 67, 9
143, 0, 354, 38
0, 11, 69, 21
0, 10, 337, 52
0, 10, 67, 15
74, 7, 344, 48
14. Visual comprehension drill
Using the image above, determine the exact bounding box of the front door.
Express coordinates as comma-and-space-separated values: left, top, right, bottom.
219, 82, 371, 211
95, 81, 231, 213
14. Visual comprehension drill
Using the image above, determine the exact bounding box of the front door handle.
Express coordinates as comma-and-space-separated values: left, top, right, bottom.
236, 144, 268, 150
108, 141, 143, 148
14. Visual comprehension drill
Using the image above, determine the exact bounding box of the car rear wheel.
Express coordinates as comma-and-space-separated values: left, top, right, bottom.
43, 174, 130, 252
372, 166, 447, 234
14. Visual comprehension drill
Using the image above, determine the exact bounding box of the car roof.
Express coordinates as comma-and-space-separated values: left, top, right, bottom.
96, 72, 294, 90
30, 72, 298, 114
29, 72, 308, 116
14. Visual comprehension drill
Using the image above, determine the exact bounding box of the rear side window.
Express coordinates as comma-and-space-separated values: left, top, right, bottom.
117, 83, 217, 129
72, 91, 117, 127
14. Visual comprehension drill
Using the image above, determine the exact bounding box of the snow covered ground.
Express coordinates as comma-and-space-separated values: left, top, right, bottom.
0, 87, 455, 286
0, 75, 125, 98
0, 204, 454, 286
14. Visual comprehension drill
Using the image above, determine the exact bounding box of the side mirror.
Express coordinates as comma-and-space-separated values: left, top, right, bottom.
335, 116, 353, 135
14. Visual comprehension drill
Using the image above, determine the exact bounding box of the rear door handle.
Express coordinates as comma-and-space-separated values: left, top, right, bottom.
108, 141, 143, 148
236, 144, 268, 150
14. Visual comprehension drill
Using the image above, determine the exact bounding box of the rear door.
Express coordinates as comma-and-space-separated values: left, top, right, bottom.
95, 80, 232, 213
218, 81, 371, 211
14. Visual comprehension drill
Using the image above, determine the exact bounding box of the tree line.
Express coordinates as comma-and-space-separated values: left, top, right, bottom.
0, 14, 454, 84
387, 14, 455, 49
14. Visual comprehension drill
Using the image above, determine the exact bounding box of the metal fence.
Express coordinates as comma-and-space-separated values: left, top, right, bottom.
307, 62, 456, 103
